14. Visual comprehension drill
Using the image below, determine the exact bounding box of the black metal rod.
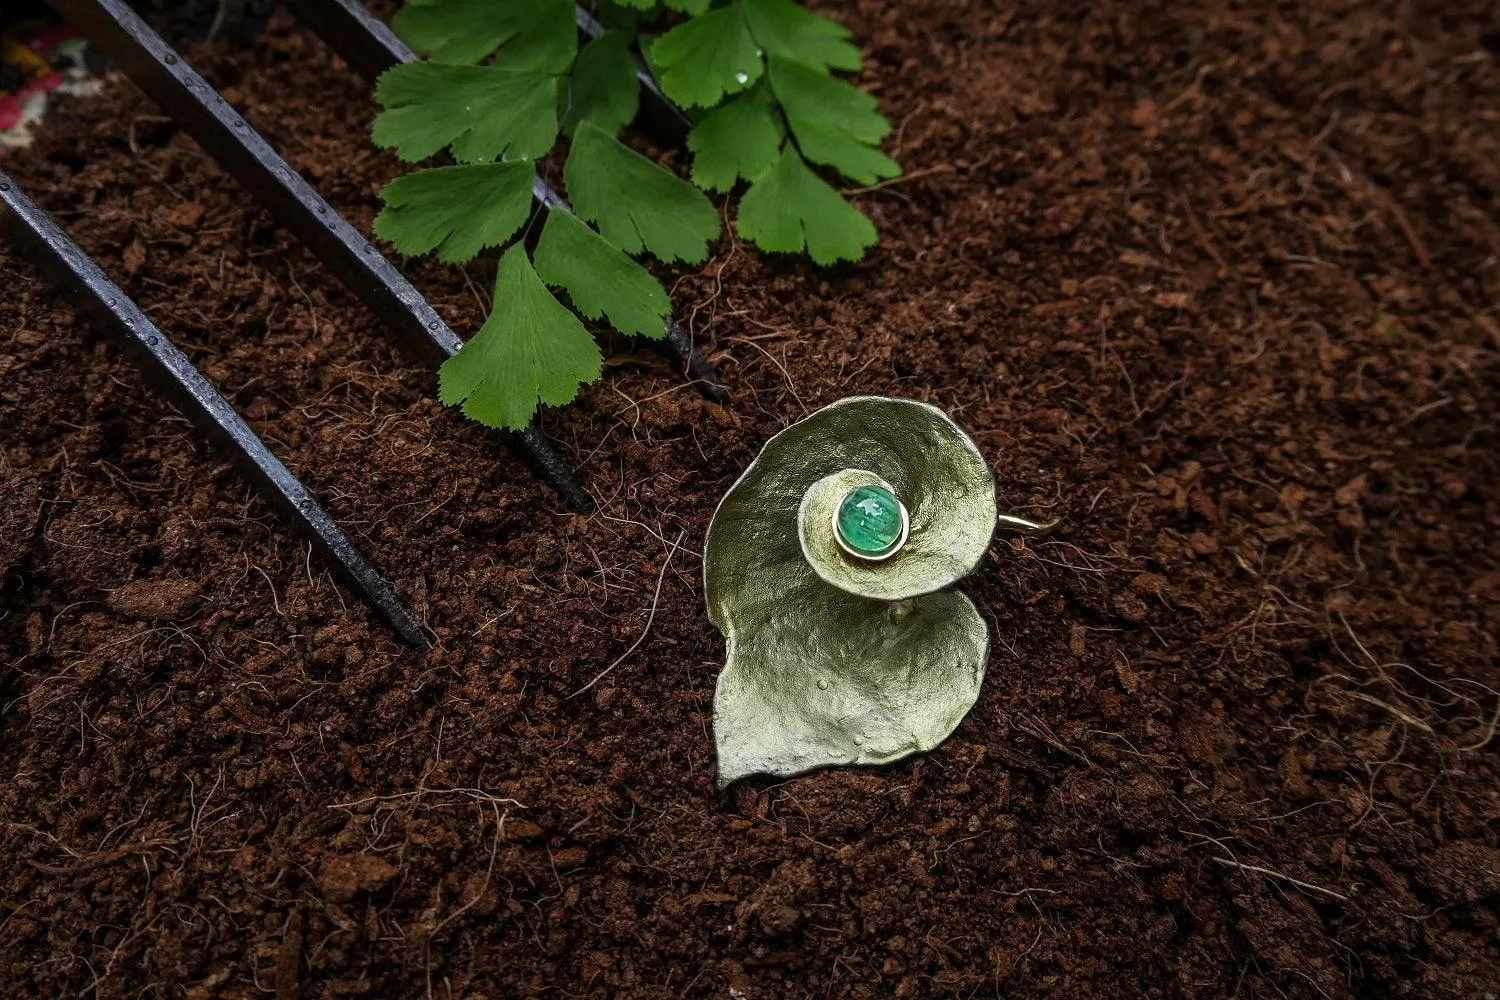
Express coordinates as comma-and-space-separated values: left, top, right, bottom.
47, 0, 594, 513
274, 0, 410, 85
0, 172, 429, 651
284, 0, 724, 401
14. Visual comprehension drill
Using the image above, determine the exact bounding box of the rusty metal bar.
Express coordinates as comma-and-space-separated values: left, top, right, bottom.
47, 0, 595, 513
0, 171, 429, 650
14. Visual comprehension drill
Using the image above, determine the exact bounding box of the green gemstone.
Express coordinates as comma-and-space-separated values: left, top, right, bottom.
836, 485, 905, 557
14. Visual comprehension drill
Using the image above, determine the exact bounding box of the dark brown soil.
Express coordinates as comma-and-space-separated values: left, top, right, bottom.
3, 1, 1500, 997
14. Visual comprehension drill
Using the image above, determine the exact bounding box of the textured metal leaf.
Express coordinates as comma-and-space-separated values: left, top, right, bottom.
705, 397, 996, 786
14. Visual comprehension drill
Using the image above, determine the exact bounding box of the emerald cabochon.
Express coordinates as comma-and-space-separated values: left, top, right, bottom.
835, 484, 906, 558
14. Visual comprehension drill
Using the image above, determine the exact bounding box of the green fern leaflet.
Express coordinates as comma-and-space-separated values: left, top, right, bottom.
372, 0, 901, 431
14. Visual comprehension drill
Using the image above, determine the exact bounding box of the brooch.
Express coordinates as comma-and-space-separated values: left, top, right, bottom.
705, 396, 1051, 786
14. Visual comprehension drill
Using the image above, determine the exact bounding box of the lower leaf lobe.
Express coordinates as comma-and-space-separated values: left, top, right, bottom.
438, 245, 604, 431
